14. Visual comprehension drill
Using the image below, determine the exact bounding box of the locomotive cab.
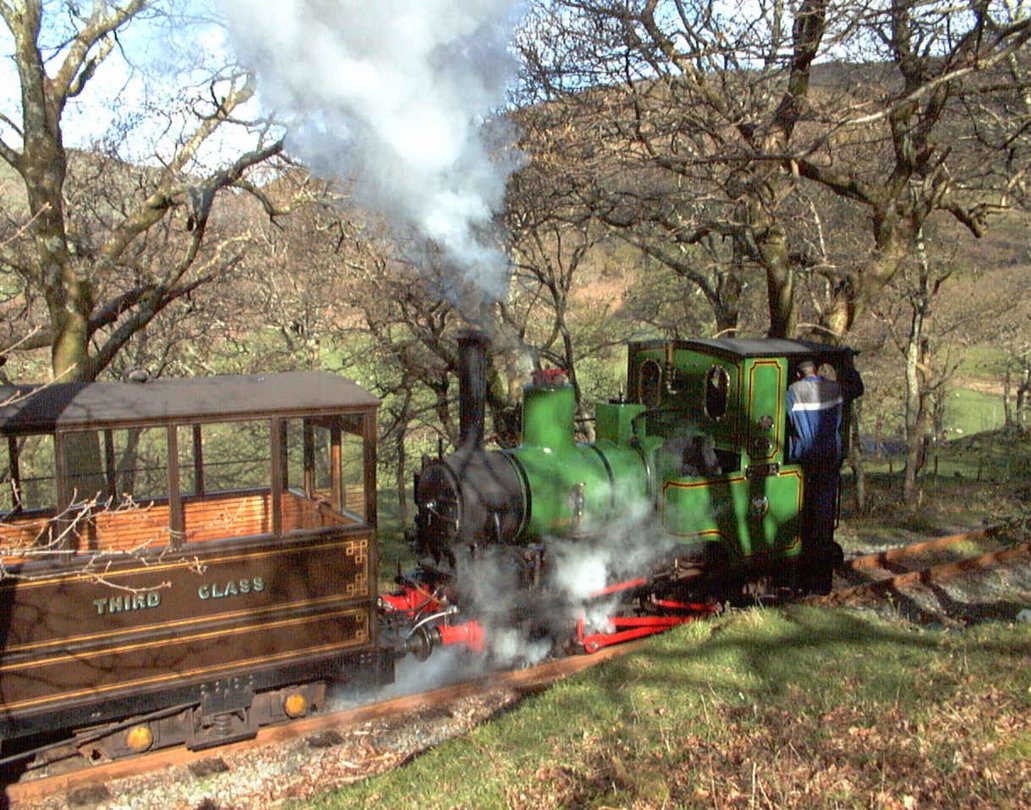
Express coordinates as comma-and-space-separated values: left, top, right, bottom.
626, 338, 859, 584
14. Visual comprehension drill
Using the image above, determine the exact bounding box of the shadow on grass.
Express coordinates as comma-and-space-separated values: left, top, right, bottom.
884, 581, 1031, 626
554, 605, 1031, 722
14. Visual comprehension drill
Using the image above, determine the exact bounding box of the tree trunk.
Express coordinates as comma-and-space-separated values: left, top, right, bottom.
759, 223, 796, 339
1003, 369, 1014, 427
1018, 367, 1030, 434
848, 398, 866, 512
395, 428, 408, 527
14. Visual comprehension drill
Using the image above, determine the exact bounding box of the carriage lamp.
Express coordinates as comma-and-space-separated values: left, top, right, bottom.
125, 724, 154, 753
284, 692, 310, 718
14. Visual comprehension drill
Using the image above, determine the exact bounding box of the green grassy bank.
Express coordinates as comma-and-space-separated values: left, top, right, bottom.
303, 607, 1030, 809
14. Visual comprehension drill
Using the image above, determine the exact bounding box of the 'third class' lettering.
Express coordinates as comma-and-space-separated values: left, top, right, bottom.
198, 577, 265, 600
94, 590, 161, 615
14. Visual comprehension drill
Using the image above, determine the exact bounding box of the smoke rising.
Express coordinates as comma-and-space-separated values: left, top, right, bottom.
546, 496, 683, 631
219, 0, 524, 299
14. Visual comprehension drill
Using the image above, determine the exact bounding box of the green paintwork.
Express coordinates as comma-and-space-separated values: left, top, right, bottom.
595, 401, 646, 445
618, 342, 804, 561
502, 338, 856, 567
507, 384, 650, 541
661, 471, 803, 560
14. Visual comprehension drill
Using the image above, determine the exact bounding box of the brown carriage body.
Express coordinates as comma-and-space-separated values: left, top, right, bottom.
0, 372, 390, 751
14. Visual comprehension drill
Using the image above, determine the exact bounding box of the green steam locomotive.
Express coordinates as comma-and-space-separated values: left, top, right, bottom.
382, 332, 862, 656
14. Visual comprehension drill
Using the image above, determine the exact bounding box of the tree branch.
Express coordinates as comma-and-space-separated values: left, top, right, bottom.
52, 0, 149, 110
87, 254, 243, 378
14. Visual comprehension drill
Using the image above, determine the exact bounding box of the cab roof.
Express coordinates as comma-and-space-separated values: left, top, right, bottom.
631, 337, 855, 362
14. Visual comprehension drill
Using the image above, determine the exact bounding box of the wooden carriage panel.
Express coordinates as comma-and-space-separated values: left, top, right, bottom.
91, 503, 171, 551
0, 514, 55, 564
0, 533, 374, 719
1, 488, 365, 563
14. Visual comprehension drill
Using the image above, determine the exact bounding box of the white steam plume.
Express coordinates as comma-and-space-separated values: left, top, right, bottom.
547, 492, 732, 632
453, 493, 727, 662
219, 0, 524, 298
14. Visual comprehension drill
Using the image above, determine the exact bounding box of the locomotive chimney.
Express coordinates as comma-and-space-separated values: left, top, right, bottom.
456, 329, 490, 451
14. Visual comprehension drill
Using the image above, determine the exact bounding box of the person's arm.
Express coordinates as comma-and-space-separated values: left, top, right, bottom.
840, 354, 864, 402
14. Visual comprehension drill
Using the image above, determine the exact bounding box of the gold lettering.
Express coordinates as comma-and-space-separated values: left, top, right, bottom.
195, 578, 266, 600
94, 590, 162, 618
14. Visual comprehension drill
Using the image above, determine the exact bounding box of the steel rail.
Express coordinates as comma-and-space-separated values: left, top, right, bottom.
5, 642, 643, 807
816, 528, 1028, 605
845, 527, 999, 571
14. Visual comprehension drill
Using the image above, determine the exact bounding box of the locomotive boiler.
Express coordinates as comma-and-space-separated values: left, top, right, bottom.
382, 331, 861, 657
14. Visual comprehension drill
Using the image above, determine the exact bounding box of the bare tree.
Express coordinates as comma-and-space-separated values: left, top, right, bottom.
999, 314, 1031, 433
0, 1, 285, 381
503, 117, 630, 424
518, 0, 1031, 341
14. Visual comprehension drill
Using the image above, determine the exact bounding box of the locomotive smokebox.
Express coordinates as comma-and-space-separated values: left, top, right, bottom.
457, 329, 490, 451
410, 328, 526, 565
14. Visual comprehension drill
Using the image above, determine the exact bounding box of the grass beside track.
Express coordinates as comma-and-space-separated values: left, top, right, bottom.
303, 607, 1030, 810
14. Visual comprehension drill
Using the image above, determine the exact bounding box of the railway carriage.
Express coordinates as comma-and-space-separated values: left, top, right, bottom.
0, 372, 392, 761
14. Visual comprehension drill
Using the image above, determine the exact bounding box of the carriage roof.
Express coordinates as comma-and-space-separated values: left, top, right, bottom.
0, 371, 379, 435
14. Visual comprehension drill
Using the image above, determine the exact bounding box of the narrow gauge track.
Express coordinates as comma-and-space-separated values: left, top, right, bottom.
7, 530, 1027, 807
4, 642, 643, 808
816, 526, 1030, 605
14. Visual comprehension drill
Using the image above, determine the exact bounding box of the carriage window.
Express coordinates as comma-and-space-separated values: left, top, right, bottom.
180, 421, 270, 495
107, 428, 168, 503
339, 419, 367, 521
275, 416, 367, 533
0, 435, 56, 514
60, 428, 171, 554
704, 366, 730, 420
638, 359, 663, 408
56, 432, 105, 507
170, 421, 273, 545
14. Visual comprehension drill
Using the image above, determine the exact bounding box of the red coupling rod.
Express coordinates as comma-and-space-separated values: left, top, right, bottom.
574, 606, 716, 654
652, 598, 718, 612
589, 577, 648, 598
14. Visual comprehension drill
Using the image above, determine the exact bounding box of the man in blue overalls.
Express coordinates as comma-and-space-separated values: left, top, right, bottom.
787, 357, 863, 592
